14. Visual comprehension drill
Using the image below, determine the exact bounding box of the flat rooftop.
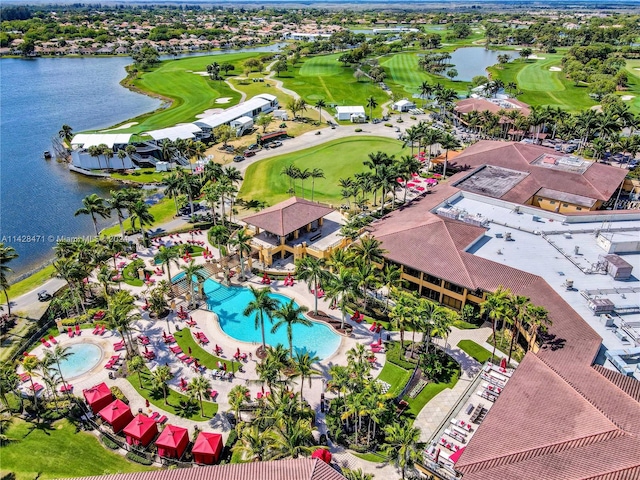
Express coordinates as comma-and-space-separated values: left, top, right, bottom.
454, 166, 529, 198
529, 153, 591, 174
438, 194, 640, 379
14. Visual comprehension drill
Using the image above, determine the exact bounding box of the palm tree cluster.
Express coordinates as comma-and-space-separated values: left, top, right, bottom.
403, 121, 460, 178
285, 98, 308, 121
230, 348, 321, 462
325, 345, 424, 479
481, 286, 552, 363
280, 164, 324, 200
165, 164, 243, 225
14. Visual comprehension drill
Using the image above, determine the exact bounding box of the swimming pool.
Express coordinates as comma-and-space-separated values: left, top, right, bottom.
56, 343, 103, 379
203, 279, 341, 360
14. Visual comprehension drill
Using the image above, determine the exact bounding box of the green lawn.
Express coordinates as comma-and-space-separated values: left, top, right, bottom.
238, 136, 409, 206
406, 372, 459, 417
376, 361, 412, 398
277, 54, 389, 118
101, 197, 177, 237
111, 168, 173, 184
0, 418, 154, 479
380, 52, 471, 99
230, 76, 294, 110
457, 339, 498, 364
85, 52, 267, 135
173, 328, 235, 372
487, 56, 630, 113
487, 330, 525, 363
126, 367, 218, 421
3, 264, 56, 302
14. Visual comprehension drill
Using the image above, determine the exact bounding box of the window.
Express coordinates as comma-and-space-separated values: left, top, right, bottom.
549, 200, 556, 204
406, 280, 420, 292
421, 288, 440, 301
562, 203, 569, 207
576, 207, 582, 211
442, 295, 462, 310
403, 266, 421, 279
443, 282, 465, 295
425, 274, 441, 286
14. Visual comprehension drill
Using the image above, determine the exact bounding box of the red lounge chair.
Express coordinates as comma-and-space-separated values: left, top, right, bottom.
157, 415, 168, 424
100, 325, 107, 335
49, 335, 57, 344
178, 354, 189, 362
75, 324, 81, 336
184, 357, 195, 365
18, 373, 30, 383
68, 327, 74, 338
208, 390, 218, 400
256, 392, 263, 400
93, 324, 101, 335
41, 338, 51, 348
30, 383, 44, 393
150, 412, 160, 421
114, 343, 125, 352
369, 322, 378, 332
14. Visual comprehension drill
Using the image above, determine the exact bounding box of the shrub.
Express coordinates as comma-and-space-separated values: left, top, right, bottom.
348, 443, 369, 453
110, 386, 129, 404
355, 128, 363, 132
386, 341, 417, 370
221, 429, 238, 463
101, 435, 120, 450
126, 452, 153, 465
384, 123, 393, 127
410, 116, 417, 120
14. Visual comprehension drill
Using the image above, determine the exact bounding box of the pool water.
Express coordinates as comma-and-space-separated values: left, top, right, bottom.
56, 343, 103, 379
203, 279, 341, 360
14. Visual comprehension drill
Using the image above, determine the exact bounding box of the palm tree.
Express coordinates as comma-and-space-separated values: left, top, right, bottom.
325, 267, 358, 329
243, 286, 279, 352
281, 164, 300, 196
295, 256, 330, 315
210, 224, 231, 259
180, 260, 206, 308
293, 351, 320, 404
228, 384, 250, 423
234, 425, 277, 461
108, 190, 131, 239
116, 149, 127, 170
154, 246, 180, 285
314, 99, 326, 124
343, 468, 374, 480
127, 355, 146, 388
151, 365, 173, 405
163, 172, 183, 216
381, 264, 403, 310
309, 168, 324, 202
297, 168, 311, 199
272, 418, 316, 459
75, 193, 110, 237
526, 304, 551, 352
0, 243, 19, 316
351, 235, 386, 266
44, 345, 74, 394
0, 364, 19, 409
58, 124, 73, 144
419, 80, 433, 107
382, 422, 423, 480
230, 229, 252, 280
439, 133, 461, 179
160, 138, 175, 169
129, 200, 155, 247
390, 292, 414, 347
366, 95, 378, 121
271, 300, 311, 357
22, 355, 41, 413
189, 375, 212, 417
481, 286, 511, 359
104, 290, 140, 355
53, 258, 85, 315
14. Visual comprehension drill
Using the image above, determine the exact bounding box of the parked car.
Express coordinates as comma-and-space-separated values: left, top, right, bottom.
247, 143, 260, 151
233, 155, 245, 162
244, 150, 256, 157
37, 290, 52, 302
270, 141, 283, 148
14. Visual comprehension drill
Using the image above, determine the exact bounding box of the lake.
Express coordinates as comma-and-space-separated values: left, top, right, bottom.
447, 47, 513, 82
0, 44, 284, 279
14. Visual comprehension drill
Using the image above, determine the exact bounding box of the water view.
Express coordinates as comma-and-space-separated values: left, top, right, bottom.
446, 47, 514, 82
0, 44, 284, 279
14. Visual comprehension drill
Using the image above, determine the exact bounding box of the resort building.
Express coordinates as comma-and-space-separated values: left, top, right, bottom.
450, 141, 627, 213
391, 99, 416, 112
453, 97, 531, 120
366, 159, 640, 477
71, 457, 346, 480
335, 106, 366, 123
244, 197, 348, 268
70, 133, 135, 170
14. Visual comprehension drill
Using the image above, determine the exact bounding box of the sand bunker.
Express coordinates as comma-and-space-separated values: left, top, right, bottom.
193, 71, 210, 76
528, 55, 546, 60
621, 95, 636, 101
102, 122, 138, 132
549, 66, 562, 72
215, 97, 232, 104
196, 108, 224, 118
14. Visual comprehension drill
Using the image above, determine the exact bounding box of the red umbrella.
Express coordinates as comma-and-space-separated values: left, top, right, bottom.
311, 448, 332, 463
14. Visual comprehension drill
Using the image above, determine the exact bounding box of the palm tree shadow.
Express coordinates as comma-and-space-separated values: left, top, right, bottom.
24, 419, 55, 438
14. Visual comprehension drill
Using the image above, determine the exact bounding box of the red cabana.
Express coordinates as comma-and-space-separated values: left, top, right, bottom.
192, 432, 223, 465
311, 448, 332, 464
449, 446, 466, 464
83, 382, 113, 414
155, 424, 189, 459
123, 414, 158, 447
98, 399, 133, 433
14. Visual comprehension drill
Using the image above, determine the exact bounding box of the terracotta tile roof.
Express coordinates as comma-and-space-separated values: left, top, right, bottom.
451, 141, 627, 204
70, 458, 346, 480
592, 365, 640, 403
243, 197, 335, 237
454, 98, 531, 117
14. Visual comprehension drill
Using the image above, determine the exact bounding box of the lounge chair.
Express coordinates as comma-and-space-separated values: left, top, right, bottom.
369, 322, 378, 332
99, 325, 106, 335
157, 415, 168, 425
75, 324, 81, 336
18, 373, 30, 383
150, 412, 160, 421
49, 335, 58, 344
41, 338, 51, 348
208, 390, 218, 400
183, 356, 195, 365
170, 346, 183, 354
30, 383, 44, 393
92, 324, 102, 335
68, 327, 74, 338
